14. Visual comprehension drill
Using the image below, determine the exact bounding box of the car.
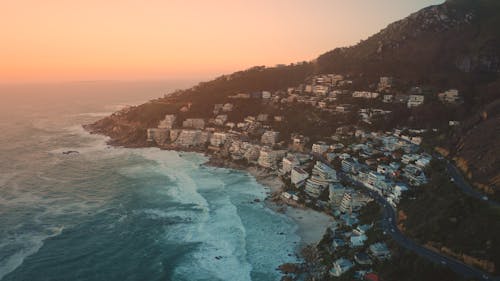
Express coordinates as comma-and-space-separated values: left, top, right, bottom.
391, 229, 395, 233
440, 260, 446, 265
482, 196, 489, 201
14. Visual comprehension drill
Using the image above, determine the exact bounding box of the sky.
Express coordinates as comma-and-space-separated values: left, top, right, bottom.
0, 0, 445, 83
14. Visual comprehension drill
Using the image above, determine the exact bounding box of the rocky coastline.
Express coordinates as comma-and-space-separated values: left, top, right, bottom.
85, 124, 332, 280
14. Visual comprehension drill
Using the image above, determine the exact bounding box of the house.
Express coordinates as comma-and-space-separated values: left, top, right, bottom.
313, 85, 330, 95
158, 114, 176, 129
340, 213, 359, 227
305, 161, 338, 198
407, 95, 425, 108
326, 152, 337, 162
281, 191, 299, 201
282, 155, 300, 174
261, 130, 280, 146
257, 114, 269, 122
329, 258, 353, 277
352, 91, 379, 99
339, 192, 352, 213
257, 147, 286, 169
410, 136, 423, 145
415, 155, 431, 168
304, 84, 313, 93
222, 103, 234, 112
291, 167, 309, 186
336, 104, 352, 113
392, 183, 409, 198
243, 144, 261, 163
342, 158, 358, 174
329, 183, 346, 205
213, 104, 223, 115
229, 93, 250, 99
339, 153, 351, 160
369, 242, 391, 260
350, 234, 368, 247
147, 128, 169, 145
312, 142, 329, 154
382, 94, 394, 103
173, 130, 211, 147
438, 89, 461, 104
213, 114, 228, 126
354, 224, 372, 236
354, 252, 373, 265
332, 238, 346, 249
182, 118, 205, 129
365, 273, 380, 281
378, 76, 393, 92
376, 164, 393, 175
209, 132, 228, 147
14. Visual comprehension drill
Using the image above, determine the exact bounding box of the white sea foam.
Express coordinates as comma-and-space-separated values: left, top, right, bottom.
0, 227, 64, 280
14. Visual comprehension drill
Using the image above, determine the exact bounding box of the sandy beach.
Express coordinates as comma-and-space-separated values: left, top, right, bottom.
245, 166, 334, 247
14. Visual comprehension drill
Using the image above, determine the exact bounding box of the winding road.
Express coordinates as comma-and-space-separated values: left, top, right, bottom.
347, 172, 499, 281
314, 153, 499, 280
445, 161, 500, 208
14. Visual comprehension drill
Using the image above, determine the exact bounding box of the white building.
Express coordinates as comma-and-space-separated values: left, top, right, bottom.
173, 130, 211, 147
291, 167, 309, 186
147, 128, 169, 145
282, 155, 300, 174
383, 94, 394, 103
158, 114, 176, 129
312, 142, 329, 154
213, 115, 228, 126
305, 161, 338, 198
329, 258, 353, 277
222, 103, 234, 112
339, 192, 352, 213
407, 95, 425, 108
209, 132, 228, 147
182, 118, 205, 129
261, 130, 280, 146
257, 147, 286, 169
352, 91, 379, 99
438, 89, 461, 104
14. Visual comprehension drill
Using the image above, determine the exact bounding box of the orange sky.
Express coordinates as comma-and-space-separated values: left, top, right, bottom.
1, 0, 444, 83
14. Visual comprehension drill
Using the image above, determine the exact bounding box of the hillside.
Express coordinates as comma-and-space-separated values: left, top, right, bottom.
86, 0, 499, 196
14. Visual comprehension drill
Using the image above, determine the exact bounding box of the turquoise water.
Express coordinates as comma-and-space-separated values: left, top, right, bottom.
0, 82, 300, 281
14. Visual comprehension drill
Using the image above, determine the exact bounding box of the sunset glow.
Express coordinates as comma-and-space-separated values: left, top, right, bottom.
1, 0, 444, 83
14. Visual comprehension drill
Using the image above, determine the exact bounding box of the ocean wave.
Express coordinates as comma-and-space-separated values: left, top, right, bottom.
0, 226, 64, 280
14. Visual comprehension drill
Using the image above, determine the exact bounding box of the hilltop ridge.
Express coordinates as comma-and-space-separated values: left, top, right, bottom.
86, 0, 499, 197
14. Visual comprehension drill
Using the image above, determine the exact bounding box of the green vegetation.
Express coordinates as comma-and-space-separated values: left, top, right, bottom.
400, 159, 500, 273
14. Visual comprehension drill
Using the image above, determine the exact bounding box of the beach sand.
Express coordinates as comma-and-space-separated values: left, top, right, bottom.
246, 166, 334, 247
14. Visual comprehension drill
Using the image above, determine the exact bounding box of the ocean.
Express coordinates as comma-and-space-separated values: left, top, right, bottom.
0, 81, 301, 281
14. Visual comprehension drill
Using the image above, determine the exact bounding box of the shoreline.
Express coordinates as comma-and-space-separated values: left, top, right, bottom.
204, 153, 333, 249
85, 127, 333, 272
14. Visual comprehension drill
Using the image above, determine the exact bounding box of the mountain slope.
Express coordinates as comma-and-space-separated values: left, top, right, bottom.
86, 0, 500, 195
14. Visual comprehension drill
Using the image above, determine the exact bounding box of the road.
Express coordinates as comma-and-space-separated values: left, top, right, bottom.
335, 171, 497, 280
445, 161, 500, 208
313, 154, 498, 280
372, 190, 498, 281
